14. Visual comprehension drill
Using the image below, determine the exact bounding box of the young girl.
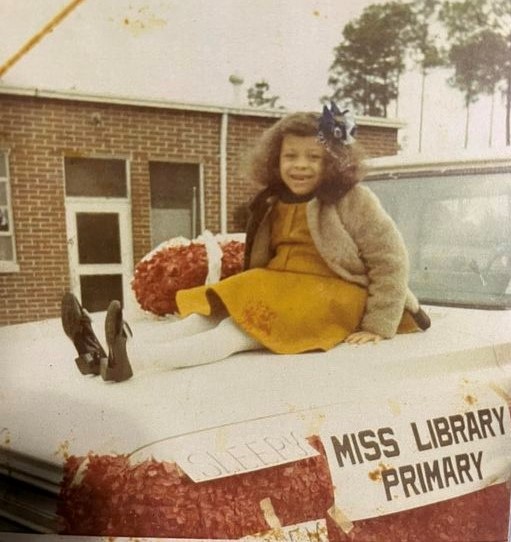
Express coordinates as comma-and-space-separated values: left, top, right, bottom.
62, 105, 430, 382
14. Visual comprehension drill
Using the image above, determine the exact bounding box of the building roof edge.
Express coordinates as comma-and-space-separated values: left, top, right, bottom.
0, 85, 405, 128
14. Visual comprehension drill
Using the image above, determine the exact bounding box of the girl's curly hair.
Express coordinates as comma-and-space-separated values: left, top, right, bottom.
246, 112, 366, 203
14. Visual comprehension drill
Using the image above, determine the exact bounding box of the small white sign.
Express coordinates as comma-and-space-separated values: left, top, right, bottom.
134, 416, 319, 482
240, 519, 328, 542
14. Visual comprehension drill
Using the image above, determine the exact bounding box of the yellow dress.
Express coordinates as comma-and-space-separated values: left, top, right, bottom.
176, 201, 417, 353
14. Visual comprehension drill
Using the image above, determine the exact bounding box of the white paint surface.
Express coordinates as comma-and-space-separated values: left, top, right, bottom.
1, 306, 510, 488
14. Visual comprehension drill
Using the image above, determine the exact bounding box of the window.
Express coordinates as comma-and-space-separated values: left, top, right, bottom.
0, 151, 18, 272
64, 157, 127, 198
149, 162, 202, 247
366, 170, 511, 309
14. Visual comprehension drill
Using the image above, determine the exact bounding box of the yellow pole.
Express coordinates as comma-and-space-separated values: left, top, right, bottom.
0, 0, 86, 78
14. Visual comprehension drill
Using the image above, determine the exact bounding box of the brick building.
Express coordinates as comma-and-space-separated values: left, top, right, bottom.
0, 88, 403, 325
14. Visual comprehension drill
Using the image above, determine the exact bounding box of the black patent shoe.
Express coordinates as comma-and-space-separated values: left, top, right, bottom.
101, 300, 133, 382
413, 306, 432, 330
61, 293, 107, 376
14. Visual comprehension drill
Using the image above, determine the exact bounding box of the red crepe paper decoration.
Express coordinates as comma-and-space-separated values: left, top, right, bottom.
57, 436, 332, 539
326, 484, 510, 542
57, 434, 510, 541
131, 240, 245, 316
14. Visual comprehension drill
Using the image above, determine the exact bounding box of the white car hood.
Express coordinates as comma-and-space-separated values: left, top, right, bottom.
1, 305, 511, 487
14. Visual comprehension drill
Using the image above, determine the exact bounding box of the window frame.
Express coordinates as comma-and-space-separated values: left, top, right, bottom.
0, 149, 19, 273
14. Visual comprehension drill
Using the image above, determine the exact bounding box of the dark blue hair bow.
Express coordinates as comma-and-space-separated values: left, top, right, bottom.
318, 101, 356, 145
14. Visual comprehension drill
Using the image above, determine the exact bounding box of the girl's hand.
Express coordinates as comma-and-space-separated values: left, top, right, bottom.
345, 331, 383, 345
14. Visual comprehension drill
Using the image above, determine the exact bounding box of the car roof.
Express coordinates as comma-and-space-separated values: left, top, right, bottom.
367, 149, 511, 177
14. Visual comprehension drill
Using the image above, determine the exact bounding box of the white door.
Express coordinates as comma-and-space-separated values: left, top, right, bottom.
65, 198, 133, 313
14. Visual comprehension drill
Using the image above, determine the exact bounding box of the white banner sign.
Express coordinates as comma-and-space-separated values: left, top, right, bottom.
320, 386, 511, 520
131, 379, 511, 521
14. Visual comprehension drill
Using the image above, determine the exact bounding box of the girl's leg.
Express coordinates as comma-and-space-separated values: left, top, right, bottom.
131, 317, 261, 369
134, 313, 221, 344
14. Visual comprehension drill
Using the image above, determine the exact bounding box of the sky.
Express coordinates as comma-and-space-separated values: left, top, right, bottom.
0, 0, 508, 154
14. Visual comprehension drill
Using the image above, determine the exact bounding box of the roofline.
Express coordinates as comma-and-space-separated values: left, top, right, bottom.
0, 84, 406, 128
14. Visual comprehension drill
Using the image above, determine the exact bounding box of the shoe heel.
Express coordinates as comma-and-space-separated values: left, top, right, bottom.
101, 338, 133, 382
103, 301, 133, 382
75, 353, 100, 375
413, 306, 431, 330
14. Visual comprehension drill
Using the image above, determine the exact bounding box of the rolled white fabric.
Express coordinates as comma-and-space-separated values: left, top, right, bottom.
200, 230, 224, 285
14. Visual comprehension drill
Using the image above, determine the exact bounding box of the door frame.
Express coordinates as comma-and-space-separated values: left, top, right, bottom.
65, 197, 134, 310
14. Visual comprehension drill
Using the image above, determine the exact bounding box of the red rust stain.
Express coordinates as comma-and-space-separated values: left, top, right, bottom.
55, 440, 71, 460
119, 6, 167, 36
1, 428, 10, 447
465, 394, 478, 406
369, 462, 392, 482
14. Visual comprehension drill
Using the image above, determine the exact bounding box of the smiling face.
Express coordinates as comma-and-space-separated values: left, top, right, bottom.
279, 134, 325, 196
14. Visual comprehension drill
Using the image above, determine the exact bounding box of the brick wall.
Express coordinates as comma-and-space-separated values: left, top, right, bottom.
226, 115, 275, 231
0, 94, 399, 325
356, 125, 400, 157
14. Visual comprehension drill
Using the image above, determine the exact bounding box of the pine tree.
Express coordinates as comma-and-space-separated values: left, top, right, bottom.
441, 0, 511, 145
327, 2, 416, 117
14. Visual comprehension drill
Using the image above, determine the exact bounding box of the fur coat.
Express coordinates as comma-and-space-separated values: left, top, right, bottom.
244, 184, 427, 338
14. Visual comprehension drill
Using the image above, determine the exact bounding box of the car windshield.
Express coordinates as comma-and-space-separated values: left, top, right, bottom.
365, 169, 511, 310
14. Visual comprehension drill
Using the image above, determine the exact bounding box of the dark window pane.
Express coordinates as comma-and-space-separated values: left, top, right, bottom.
76, 213, 120, 264
149, 162, 198, 209
0, 153, 6, 177
0, 208, 8, 232
0, 237, 13, 260
65, 157, 127, 197
80, 274, 123, 312
149, 162, 200, 245
0, 182, 7, 205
